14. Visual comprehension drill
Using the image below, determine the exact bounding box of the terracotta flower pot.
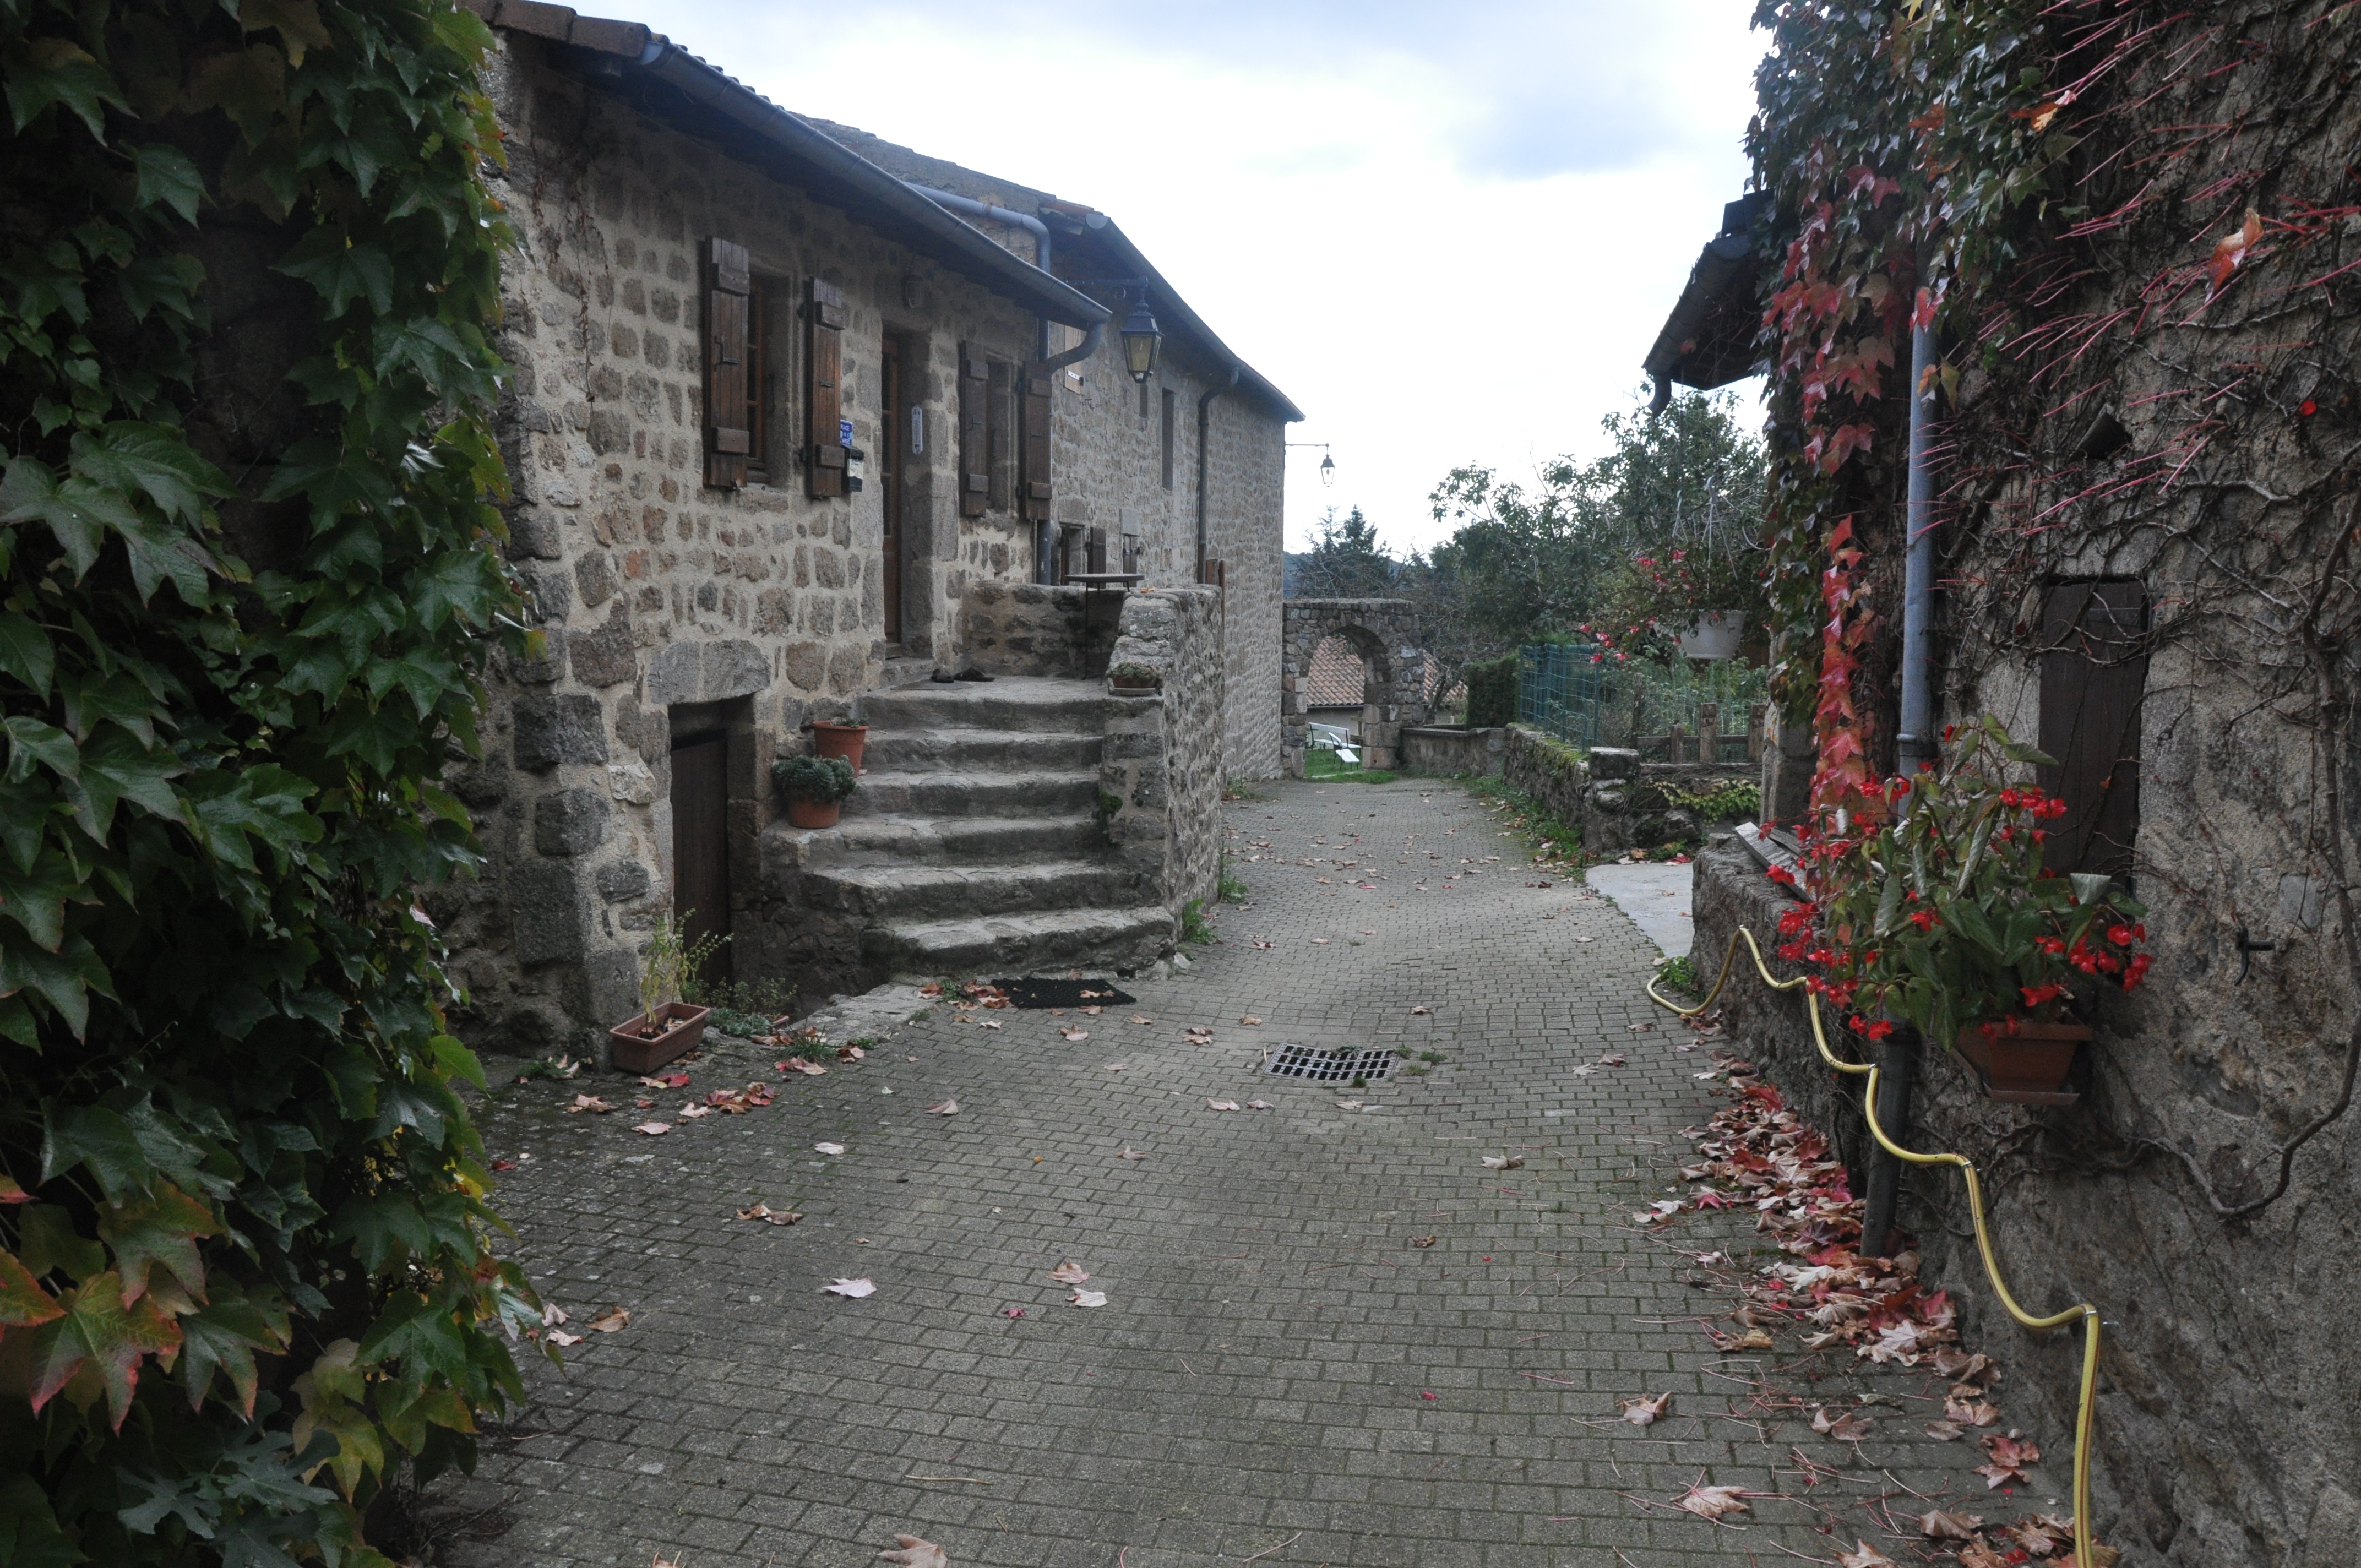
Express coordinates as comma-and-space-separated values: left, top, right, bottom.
1954, 1017, 2092, 1104
608, 1001, 710, 1074
811, 721, 867, 771
785, 795, 841, 830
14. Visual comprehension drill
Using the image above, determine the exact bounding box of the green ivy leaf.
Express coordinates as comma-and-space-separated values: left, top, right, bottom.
0, 1473, 81, 1568
0, 458, 137, 579
4, 37, 129, 140
96, 1180, 220, 1305
273, 229, 394, 319
0, 611, 56, 699
69, 422, 227, 525
0, 846, 96, 951
3, 717, 77, 785
176, 1282, 290, 1417
25, 1271, 183, 1431
129, 144, 204, 223
18, 1204, 106, 1284
0, 930, 110, 1039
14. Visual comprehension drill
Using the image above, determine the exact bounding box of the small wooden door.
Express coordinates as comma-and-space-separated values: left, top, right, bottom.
879, 339, 905, 644
670, 732, 732, 983
2037, 581, 2147, 879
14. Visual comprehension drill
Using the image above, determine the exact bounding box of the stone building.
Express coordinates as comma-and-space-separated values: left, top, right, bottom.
437, 0, 1298, 1053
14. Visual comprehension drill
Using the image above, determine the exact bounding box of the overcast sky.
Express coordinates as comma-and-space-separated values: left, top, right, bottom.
616, 0, 1767, 556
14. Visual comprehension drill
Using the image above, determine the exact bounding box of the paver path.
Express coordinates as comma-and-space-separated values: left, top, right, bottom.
438, 778, 2058, 1567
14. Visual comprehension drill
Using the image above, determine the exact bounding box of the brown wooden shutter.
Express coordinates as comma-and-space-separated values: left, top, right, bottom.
1020, 369, 1053, 520
804, 277, 846, 499
2036, 580, 2147, 879
987, 361, 1012, 511
703, 237, 750, 489
959, 345, 990, 518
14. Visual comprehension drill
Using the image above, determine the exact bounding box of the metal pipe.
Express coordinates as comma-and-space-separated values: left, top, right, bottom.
1861, 1025, 1919, 1257
1195, 366, 1241, 576
1036, 320, 1102, 374
1896, 273, 1940, 779
901, 182, 1050, 272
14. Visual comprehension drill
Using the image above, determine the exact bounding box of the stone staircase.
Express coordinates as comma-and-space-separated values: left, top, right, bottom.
786, 677, 1172, 977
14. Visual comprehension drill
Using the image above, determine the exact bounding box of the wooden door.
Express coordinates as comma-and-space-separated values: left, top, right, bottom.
2037, 581, 2147, 878
670, 733, 732, 983
879, 338, 904, 644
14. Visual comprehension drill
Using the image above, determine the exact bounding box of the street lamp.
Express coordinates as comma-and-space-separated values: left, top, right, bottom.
1119, 293, 1163, 384
1288, 442, 1336, 486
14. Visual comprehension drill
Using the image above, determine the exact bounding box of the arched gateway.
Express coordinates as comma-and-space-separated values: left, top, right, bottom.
1281, 600, 1432, 776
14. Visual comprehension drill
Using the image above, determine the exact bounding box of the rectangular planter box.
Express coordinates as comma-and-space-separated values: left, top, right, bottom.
608, 1002, 710, 1075
1954, 1018, 2091, 1106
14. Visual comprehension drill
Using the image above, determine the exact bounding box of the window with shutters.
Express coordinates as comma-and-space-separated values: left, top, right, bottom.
742, 276, 773, 484
2037, 580, 2148, 879
702, 237, 752, 489
804, 278, 847, 499
1020, 368, 1053, 521
958, 344, 990, 519
1160, 389, 1176, 491
987, 361, 1013, 512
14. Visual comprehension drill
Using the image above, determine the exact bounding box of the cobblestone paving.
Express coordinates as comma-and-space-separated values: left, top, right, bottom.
439, 777, 2063, 1568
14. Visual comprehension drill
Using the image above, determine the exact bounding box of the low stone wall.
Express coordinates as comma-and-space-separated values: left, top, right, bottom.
1400, 726, 1507, 777
960, 580, 1116, 678
1104, 587, 1225, 923
1502, 725, 1756, 856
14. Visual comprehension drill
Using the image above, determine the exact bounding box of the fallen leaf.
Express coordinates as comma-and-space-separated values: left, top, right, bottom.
1674, 1483, 1753, 1522
1240, 1015, 1263, 1026
1206, 1099, 1242, 1112
1410, 1005, 1431, 1015
1837, 1542, 1897, 1568
635, 1098, 655, 1108
1959, 1545, 2012, 1568
815, 1142, 846, 1155
1481, 1155, 1524, 1170
587, 1305, 630, 1332
2061, 1547, 2123, 1568
1069, 1289, 1108, 1308
1003, 1308, 1026, 1319
925, 1099, 960, 1116
1245, 1099, 1275, 1110
1105, 1063, 1129, 1072
1924, 1420, 1965, 1441
1977, 1433, 2040, 1487
977, 1020, 1001, 1030
825, 1278, 877, 1299
1596, 1054, 1626, 1067
837, 1044, 867, 1060
781, 1059, 828, 1076
637, 1076, 670, 1090
1932, 1349, 1996, 1385
1060, 1027, 1089, 1041
1116, 1147, 1148, 1161
736, 1205, 802, 1225
491, 1157, 518, 1171
1921, 1510, 1984, 1540
662, 1073, 690, 1087
1048, 1261, 1092, 1284
2007, 1515, 2077, 1559
2209, 206, 2266, 293
1334, 1099, 1363, 1110
1082, 1006, 1103, 1016
878, 1534, 949, 1568
677, 1104, 714, 1120
1620, 1391, 1673, 1426
1130, 1015, 1155, 1025
546, 1329, 581, 1346
632, 1122, 671, 1136
541, 1303, 569, 1327
564, 1095, 614, 1114
1947, 1396, 2001, 1427
1309, 938, 1330, 945
1250, 939, 1274, 950
1410, 1235, 1438, 1248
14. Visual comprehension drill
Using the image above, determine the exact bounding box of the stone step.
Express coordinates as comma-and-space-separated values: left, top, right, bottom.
842, 770, 1102, 819
860, 726, 1103, 775
802, 858, 1144, 921
864, 902, 1173, 976
856, 676, 1110, 734
804, 812, 1106, 866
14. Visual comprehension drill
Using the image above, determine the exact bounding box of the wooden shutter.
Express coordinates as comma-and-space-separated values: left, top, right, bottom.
703, 238, 750, 489
987, 361, 1012, 511
804, 277, 846, 499
2037, 581, 2147, 879
959, 345, 989, 518
1020, 369, 1053, 520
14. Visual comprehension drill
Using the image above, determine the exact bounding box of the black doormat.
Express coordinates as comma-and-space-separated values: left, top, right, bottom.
992, 977, 1136, 1009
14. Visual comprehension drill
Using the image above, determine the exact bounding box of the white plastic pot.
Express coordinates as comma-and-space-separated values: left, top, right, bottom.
1675, 611, 1744, 661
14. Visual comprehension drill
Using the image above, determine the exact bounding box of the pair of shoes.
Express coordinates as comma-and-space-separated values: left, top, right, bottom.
929, 668, 958, 683
954, 668, 994, 682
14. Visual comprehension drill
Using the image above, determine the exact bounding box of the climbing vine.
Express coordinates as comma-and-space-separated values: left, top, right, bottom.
0, 0, 530, 1559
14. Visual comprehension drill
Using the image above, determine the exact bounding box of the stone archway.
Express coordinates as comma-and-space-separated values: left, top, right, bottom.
1282, 599, 1432, 776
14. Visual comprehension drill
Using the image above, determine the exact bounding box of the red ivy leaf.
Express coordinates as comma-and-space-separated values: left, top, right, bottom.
26, 1272, 183, 1431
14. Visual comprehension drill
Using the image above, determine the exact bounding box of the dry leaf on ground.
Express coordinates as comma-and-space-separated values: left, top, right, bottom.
1309, 938, 1330, 945
878, 1534, 949, 1568
1250, 939, 1274, 950
1947, 1396, 2001, 1426
1116, 1147, 1148, 1160
1131, 1015, 1154, 1025
1060, 1027, 1089, 1041
541, 1303, 568, 1327
1596, 1054, 1626, 1067
1619, 1391, 1673, 1426
782, 1059, 827, 1076
1959, 1544, 2012, 1568
677, 1104, 713, 1120
632, 1122, 671, 1136
1047, 1261, 1091, 1284
546, 1329, 581, 1346
1924, 1420, 1965, 1441
1335, 1099, 1363, 1110
815, 1142, 846, 1155
925, 1099, 959, 1116
1206, 1099, 1241, 1111
1239, 1015, 1263, 1026
1977, 1433, 2040, 1487
1068, 1289, 1108, 1308
736, 1205, 801, 1225
1245, 1099, 1274, 1110
824, 1278, 877, 1298
1410, 1235, 1438, 1248
837, 1044, 867, 1060
1481, 1155, 1524, 1170
1104, 1063, 1128, 1072
565, 1095, 613, 1114
1410, 1005, 1431, 1015
1920, 1509, 1984, 1540
1674, 1483, 1752, 1522
587, 1306, 630, 1332
1837, 1543, 1897, 1568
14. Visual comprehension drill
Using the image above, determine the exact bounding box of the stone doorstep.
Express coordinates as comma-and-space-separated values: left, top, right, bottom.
802, 858, 1146, 920
776, 810, 1108, 868
861, 902, 1173, 973
859, 727, 1106, 772
839, 770, 1104, 818
855, 677, 1117, 732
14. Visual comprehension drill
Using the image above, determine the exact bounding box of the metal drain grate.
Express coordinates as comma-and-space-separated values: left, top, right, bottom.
1263, 1043, 1394, 1082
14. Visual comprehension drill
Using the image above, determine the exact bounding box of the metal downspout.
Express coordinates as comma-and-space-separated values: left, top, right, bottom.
1864, 276, 1943, 1260
1195, 367, 1241, 578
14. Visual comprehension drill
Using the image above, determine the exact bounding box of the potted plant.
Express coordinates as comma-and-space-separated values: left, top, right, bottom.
1591, 546, 1770, 666
1108, 661, 1162, 695
608, 913, 720, 1074
809, 715, 868, 771
1770, 717, 2151, 1101
774, 753, 857, 830
1676, 609, 1745, 661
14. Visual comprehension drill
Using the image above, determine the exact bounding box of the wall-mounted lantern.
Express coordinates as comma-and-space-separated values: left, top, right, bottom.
1120, 293, 1163, 385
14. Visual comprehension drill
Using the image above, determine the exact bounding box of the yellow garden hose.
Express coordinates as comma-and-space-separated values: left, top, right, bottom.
1647, 927, 2103, 1568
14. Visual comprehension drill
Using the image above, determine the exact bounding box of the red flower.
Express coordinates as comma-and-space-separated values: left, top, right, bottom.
2132, 922, 2147, 941
2107, 924, 2135, 946
2123, 952, 2153, 990
2000, 788, 2022, 807
1907, 909, 1938, 932
2035, 935, 2065, 955
2020, 982, 2065, 1008
2300, 399, 2318, 417
1863, 1018, 1896, 1041
1766, 864, 1797, 886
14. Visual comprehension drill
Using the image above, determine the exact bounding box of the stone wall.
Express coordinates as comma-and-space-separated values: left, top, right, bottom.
958, 580, 1114, 679
1103, 587, 1226, 920
1280, 600, 1429, 774
1502, 726, 1757, 856
1399, 726, 1508, 777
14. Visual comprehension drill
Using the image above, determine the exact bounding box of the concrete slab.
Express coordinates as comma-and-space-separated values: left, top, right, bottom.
1585, 860, 1695, 957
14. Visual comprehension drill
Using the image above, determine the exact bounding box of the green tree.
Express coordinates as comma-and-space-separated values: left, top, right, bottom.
0, 0, 532, 1559
1291, 506, 1401, 599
